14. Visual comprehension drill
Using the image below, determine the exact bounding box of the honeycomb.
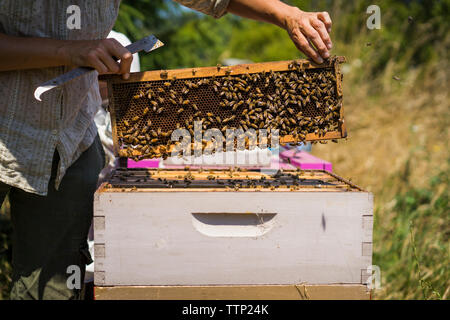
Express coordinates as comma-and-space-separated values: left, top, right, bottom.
107, 57, 346, 160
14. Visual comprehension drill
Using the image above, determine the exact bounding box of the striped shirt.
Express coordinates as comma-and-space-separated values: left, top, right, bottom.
0, 0, 229, 195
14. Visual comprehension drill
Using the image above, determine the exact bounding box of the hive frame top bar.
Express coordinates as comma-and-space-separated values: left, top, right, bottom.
101, 56, 346, 84
98, 168, 365, 193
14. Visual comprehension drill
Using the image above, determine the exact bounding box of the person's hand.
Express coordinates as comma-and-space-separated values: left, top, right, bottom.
283, 8, 333, 64
62, 39, 133, 79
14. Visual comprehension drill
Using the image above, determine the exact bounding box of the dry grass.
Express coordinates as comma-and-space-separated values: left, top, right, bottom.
313, 46, 449, 197
312, 40, 449, 299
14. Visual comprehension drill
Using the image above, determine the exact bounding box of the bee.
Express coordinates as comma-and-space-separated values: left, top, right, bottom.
192, 103, 199, 111
142, 107, 149, 116
160, 70, 168, 79
177, 108, 184, 114
132, 116, 140, 122
157, 107, 164, 114
157, 87, 165, 93
182, 99, 190, 105
163, 82, 171, 87
169, 98, 177, 105
232, 101, 242, 112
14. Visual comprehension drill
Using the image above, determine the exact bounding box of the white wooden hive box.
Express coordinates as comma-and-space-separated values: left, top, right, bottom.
94, 169, 373, 286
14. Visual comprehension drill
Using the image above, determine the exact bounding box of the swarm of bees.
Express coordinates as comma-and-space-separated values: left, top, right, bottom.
113, 58, 343, 161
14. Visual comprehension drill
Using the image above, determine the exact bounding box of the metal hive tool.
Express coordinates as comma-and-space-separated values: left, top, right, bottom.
104, 56, 347, 161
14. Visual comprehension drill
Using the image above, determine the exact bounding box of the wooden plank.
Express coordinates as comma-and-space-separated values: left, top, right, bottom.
107, 79, 121, 155
98, 187, 354, 193
94, 284, 370, 300
101, 58, 344, 84
101, 169, 361, 192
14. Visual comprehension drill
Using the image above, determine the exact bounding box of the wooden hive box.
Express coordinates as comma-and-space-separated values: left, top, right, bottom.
93, 169, 373, 300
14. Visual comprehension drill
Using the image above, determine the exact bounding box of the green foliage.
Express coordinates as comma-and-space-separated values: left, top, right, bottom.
0, 199, 12, 300
373, 164, 449, 299
114, 0, 449, 81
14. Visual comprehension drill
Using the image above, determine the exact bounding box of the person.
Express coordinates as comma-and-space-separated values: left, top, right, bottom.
95, 30, 142, 182
0, 0, 333, 300
82, 30, 141, 292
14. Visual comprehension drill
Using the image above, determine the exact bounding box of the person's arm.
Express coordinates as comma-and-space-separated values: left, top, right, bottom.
226, 0, 332, 64
0, 33, 133, 79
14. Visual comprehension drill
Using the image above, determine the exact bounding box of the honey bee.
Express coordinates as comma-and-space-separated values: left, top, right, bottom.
160, 70, 168, 79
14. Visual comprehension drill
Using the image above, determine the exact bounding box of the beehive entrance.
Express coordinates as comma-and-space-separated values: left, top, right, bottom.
105, 57, 346, 161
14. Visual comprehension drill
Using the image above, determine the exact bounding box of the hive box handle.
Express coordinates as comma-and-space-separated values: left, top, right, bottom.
191, 212, 277, 238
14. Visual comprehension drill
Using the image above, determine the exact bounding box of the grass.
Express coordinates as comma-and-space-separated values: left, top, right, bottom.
0, 197, 12, 300
311, 34, 449, 299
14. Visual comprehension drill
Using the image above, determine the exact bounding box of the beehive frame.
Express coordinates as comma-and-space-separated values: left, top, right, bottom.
100, 168, 363, 192
104, 56, 347, 159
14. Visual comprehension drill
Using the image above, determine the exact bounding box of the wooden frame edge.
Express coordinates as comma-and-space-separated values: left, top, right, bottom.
94, 284, 370, 300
